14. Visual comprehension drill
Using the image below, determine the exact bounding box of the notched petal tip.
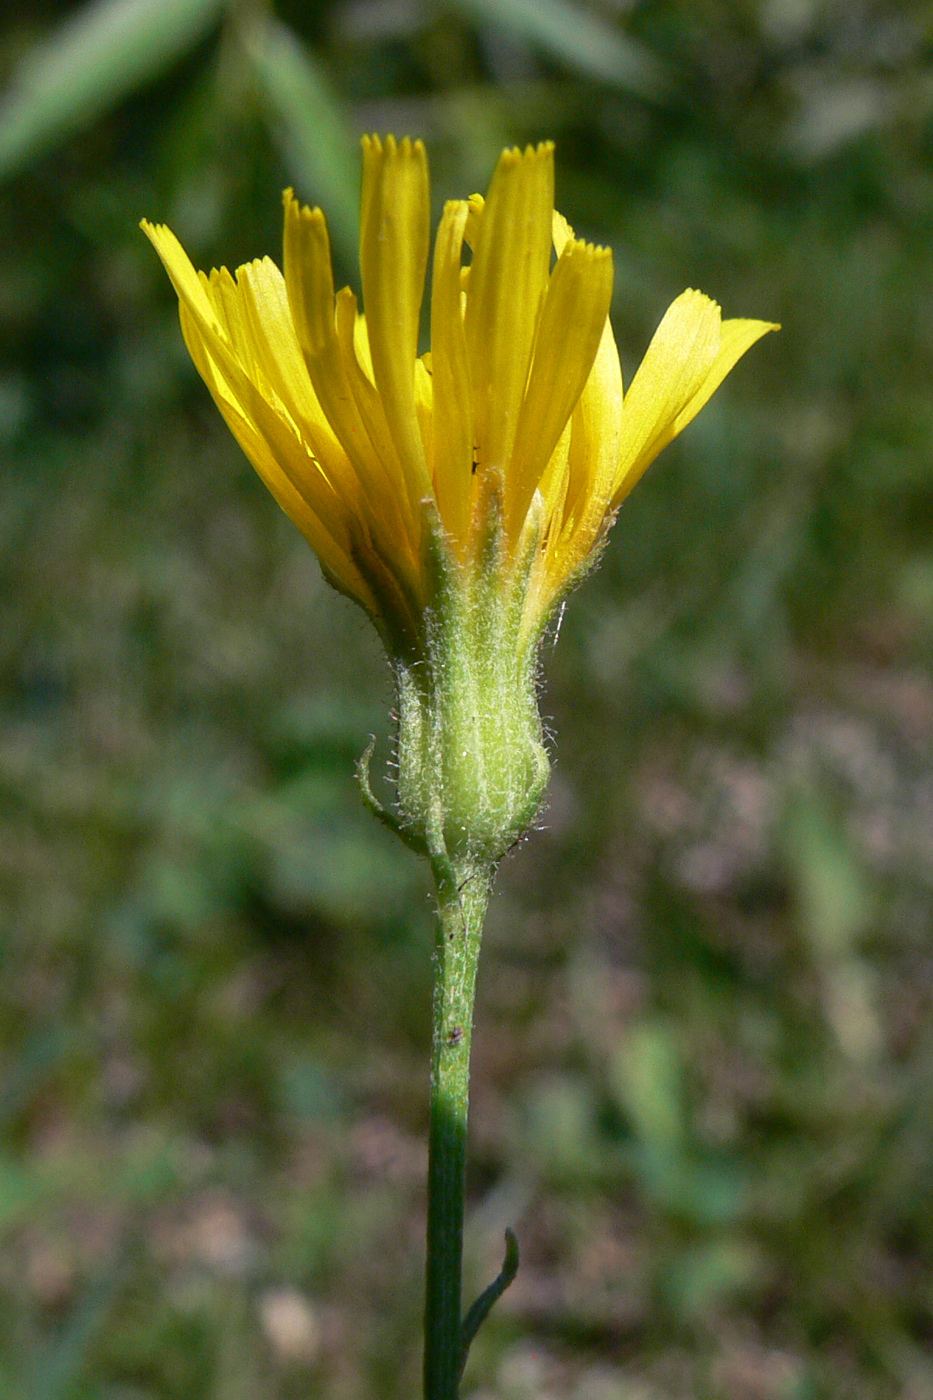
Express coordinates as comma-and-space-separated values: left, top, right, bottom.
141, 220, 229, 330
675, 286, 722, 320
237, 256, 272, 282
499, 140, 554, 170
283, 187, 323, 226
284, 189, 327, 228
505, 219, 615, 535
361, 132, 426, 159
139, 218, 170, 249
464, 194, 484, 251
611, 288, 776, 509
565, 237, 612, 262
552, 210, 574, 255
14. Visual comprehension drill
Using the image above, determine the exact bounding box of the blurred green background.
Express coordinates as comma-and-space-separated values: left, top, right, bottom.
3, 0, 933, 1396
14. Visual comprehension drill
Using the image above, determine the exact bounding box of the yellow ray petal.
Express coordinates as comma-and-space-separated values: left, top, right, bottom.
182, 293, 424, 649
506, 237, 614, 539
144, 224, 355, 555
414, 354, 433, 471
552, 209, 573, 256
565, 315, 624, 527
529, 310, 623, 616
464, 143, 554, 484
143, 229, 282, 459
430, 199, 474, 547
542, 204, 623, 559
668, 316, 779, 440
536, 416, 573, 526
613, 296, 778, 506
463, 194, 484, 250
335, 289, 407, 491
235, 257, 318, 409
282, 194, 403, 516
233, 257, 361, 503
359, 135, 432, 507
192, 311, 340, 531
334, 286, 422, 573
204, 268, 258, 379
611, 289, 721, 505
141, 220, 221, 332
556, 316, 624, 555
176, 303, 373, 610
353, 309, 375, 380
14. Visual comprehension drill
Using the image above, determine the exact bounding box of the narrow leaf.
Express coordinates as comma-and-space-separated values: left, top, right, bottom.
452, 0, 667, 98
0, 0, 226, 180
28, 1252, 126, 1400
242, 17, 360, 270
0, 1025, 70, 1132
460, 1228, 520, 1379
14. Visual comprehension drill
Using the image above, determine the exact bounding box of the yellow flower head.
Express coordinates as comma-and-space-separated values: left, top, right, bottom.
143, 137, 774, 664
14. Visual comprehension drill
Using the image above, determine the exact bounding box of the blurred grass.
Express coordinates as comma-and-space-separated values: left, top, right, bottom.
4, 0, 933, 1397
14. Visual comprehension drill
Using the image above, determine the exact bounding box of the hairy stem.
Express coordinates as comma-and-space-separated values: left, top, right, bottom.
423, 858, 491, 1400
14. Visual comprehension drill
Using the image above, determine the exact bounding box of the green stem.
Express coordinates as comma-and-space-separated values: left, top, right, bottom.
423, 857, 491, 1400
